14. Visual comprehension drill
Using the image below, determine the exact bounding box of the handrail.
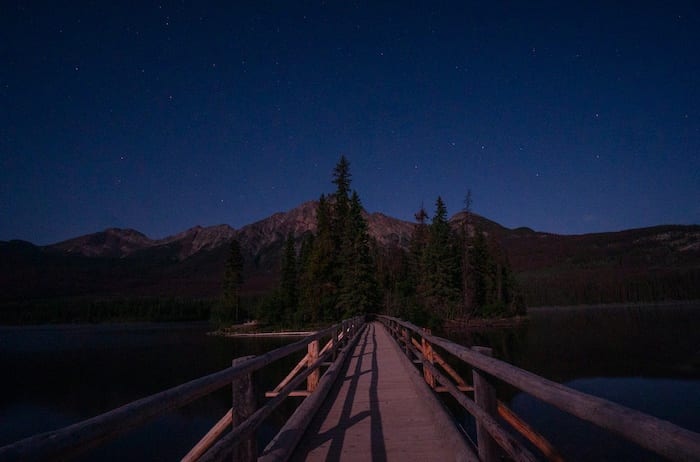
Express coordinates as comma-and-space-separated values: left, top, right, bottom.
377, 315, 700, 462
0, 316, 365, 462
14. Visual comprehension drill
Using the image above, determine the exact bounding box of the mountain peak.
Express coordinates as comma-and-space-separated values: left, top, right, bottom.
50, 228, 154, 257
157, 224, 237, 259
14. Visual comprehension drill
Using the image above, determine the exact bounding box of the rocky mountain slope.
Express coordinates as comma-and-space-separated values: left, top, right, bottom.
1, 201, 698, 308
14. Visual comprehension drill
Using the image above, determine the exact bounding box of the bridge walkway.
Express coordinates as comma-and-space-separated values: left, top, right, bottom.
292, 322, 472, 461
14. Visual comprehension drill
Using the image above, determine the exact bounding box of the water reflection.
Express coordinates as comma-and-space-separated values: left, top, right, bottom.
448, 304, 700, 382
2, 306, 698, 461
446, 304, 700, 461
0, 323, 304, 461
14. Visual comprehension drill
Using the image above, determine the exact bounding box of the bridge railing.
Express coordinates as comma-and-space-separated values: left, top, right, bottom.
0, 316, 365, 462
377, 315, 700, 462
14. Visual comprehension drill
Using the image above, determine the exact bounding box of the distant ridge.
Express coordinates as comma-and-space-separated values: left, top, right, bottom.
49, 224, 237, 260
1, 200, 698, 307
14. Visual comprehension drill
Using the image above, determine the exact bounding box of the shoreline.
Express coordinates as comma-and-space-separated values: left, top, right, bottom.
443, 315, 529, 331
529, 299, 700, 312
208, 330, 315, 338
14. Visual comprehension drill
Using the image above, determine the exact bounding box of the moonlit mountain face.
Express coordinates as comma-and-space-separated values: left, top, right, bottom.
1, 201, 698, 305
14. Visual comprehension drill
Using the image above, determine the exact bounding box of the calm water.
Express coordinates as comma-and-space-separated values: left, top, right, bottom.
447, 303, 700, 461
0, 322, 304, 461
1, 305, 699, 461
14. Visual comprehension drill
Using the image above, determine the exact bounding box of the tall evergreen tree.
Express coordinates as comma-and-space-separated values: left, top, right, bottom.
332, 155, 352, 227
410, 204, 430, 265
459, 190, 474, 317
299, 194, 337, 322
406, 204, 429, 312
337, 191, 379, 317
294, 232, 315, 323
214, 238, 244, 324
280, 233, 298, 324
470, 229, 495, 315
422, 197, 461, 319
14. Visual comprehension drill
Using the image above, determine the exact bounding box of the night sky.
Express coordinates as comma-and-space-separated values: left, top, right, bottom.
2, 2, 699, 245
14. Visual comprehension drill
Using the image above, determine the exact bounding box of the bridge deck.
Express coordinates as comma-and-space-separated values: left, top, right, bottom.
292, 322, 469, 461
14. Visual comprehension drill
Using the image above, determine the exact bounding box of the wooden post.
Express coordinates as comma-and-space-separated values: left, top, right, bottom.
402, 327, 410, 357
473, 346, 497, 462
307, 339, 320, 393
331, 327, 338, 361
232, 356, 256, 462
422, 329, 436, 389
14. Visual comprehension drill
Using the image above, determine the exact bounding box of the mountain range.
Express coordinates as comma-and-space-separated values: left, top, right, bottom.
1, 201, 699, 308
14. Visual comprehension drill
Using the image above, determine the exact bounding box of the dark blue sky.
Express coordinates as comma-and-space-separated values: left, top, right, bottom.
2, 2, 699, 245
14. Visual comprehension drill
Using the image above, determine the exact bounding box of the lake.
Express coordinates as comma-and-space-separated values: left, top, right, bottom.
1, 304, 699, 461
447, 303, 700, 461
0, 322, 305, 461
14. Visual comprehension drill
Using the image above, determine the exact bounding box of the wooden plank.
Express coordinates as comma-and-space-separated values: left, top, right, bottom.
434, 385, 472, 393
497, 402, 564, 462
307, 340, 320, 392
265, 391, 311, 398
473, 347, 498, 462
0, 321, 350, 462
421, 330, 436, 389
293, 322, 477, 462
412, 336, 471, 390
268, 334, 343, 396
198, 347, 337, 462
379, 315, 700, 462
199, 317, 366, 462
180, 409, 232, 462
272, 353, 310, 393
260, 323, 366, 462
232, 356, 257, 461
417, 350, 538, 462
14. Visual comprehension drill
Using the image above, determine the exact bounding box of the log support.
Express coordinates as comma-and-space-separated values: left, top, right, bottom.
402, 327, 410, 357
421, 329, 436, 389
232, 356, 257, 462
473, 346, 498, 462
307, 340, 320, 393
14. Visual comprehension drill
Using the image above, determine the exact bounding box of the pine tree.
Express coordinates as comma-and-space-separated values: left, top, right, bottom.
405, 205, 429, 316
299, 194, 337, 322
410, 204, 430, 273
470, 229, 491, 313
332, 155, 352, 231
214, 238, 244, 325
337, 191, 379, 317
459, 190, 474, 317
422, 197, 460, 319
294, 232, 315, 323
280, 233, 298, 324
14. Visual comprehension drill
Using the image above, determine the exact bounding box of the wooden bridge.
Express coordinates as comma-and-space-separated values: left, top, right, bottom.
1, 315, 699, 461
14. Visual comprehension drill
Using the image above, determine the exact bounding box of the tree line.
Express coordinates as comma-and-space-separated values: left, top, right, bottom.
218, 157, 525, 328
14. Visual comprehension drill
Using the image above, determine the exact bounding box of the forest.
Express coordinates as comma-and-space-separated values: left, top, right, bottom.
214, 157, 525, 328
